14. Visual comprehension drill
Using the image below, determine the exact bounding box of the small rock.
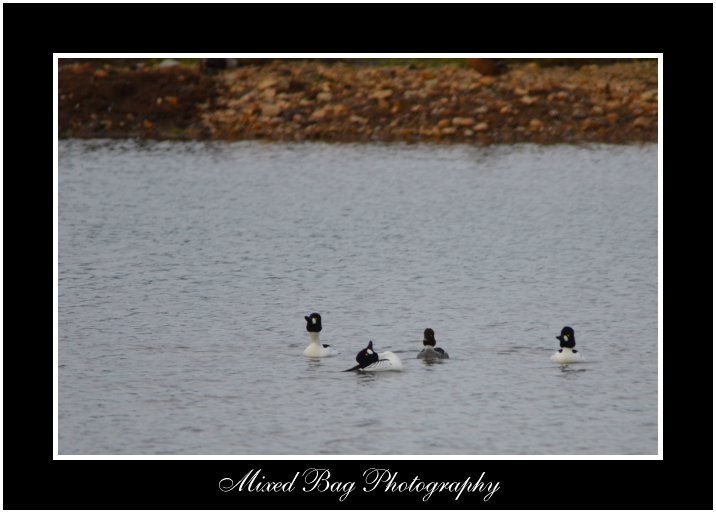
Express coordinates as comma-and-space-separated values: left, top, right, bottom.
499, 106, 511, 115
370, 89, 393, 100
520, 95, 537, 105
309, 107, 330, 121
479, 76, 497, 86
437, 119, 451, 129
258, 77, 279, 90
529, 119, 543, 130
641, 90, 657, 102
238, 91, 256, 104
554, 91, 570, 101
441, 127, 457, 135
473, 122, 489, 132
452, 117, 475, 127
67, 63, 93, 73
349, 115, 368, 124
260, 103, 281, 117
642, 103, 658, 114
632, 116, 651, 128
591, 105, 604, 115
158, 59, 180, 68
93, 69, 108, 78
549, 109, 560, 118
316, 92, 333, 102
464, 129, 474, 136
606, 113, 619, 124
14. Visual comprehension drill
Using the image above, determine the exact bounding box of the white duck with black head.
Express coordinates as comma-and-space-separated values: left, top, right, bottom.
303, 313, 335, 357
550, 326, 584, 363
344, 340, 403, 372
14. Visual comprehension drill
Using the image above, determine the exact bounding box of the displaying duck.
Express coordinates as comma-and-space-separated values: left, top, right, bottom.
550, 326, 584, 363
416, 328, 449, 359
303, 312, 335, 357
344, 340, 403, 372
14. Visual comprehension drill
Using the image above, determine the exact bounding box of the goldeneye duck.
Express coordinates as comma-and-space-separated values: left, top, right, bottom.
416, 328, 449, 359
550, 326, 584, 363
344, 340, 403, 372
303, 312, 335, 357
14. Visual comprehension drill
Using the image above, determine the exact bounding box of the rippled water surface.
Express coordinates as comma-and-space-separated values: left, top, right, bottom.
58, 140, 658, 455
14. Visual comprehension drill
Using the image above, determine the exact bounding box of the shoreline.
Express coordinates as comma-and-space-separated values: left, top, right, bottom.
59, 59, 657, 145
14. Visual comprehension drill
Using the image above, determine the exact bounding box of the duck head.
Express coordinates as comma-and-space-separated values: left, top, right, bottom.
356, 340, 380, 368
423, 328, 436, 347
343, 340, 382, 372
305, 312, 322, 333
556, 326, 575, 348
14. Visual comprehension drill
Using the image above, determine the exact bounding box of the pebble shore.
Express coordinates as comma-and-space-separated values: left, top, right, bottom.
59, 59, 657, 144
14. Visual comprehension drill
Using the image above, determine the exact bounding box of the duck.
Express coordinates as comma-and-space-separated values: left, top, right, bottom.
344, 340, 403, 372
550, 326, 584, 363
416, 328, 449, 359
303, 312, 335, 357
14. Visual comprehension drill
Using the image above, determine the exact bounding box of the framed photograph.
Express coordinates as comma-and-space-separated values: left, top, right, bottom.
8, 2, 708, 511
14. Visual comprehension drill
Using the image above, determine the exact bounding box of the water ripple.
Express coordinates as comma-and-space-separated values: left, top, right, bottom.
58, 140, 658, 455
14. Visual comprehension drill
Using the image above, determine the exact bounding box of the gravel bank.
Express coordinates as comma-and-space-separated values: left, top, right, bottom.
59, 59, 657, 144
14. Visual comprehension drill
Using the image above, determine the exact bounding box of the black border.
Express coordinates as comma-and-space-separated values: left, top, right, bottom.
7, 2, 711, 510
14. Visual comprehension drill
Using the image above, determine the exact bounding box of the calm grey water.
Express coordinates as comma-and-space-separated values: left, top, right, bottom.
58, 140, 658, 455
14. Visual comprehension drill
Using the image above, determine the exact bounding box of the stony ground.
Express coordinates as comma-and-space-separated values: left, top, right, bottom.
59, 59, 657, 144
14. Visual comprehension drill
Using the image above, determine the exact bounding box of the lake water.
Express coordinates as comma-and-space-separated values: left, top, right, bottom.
57, 140, 658, 455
